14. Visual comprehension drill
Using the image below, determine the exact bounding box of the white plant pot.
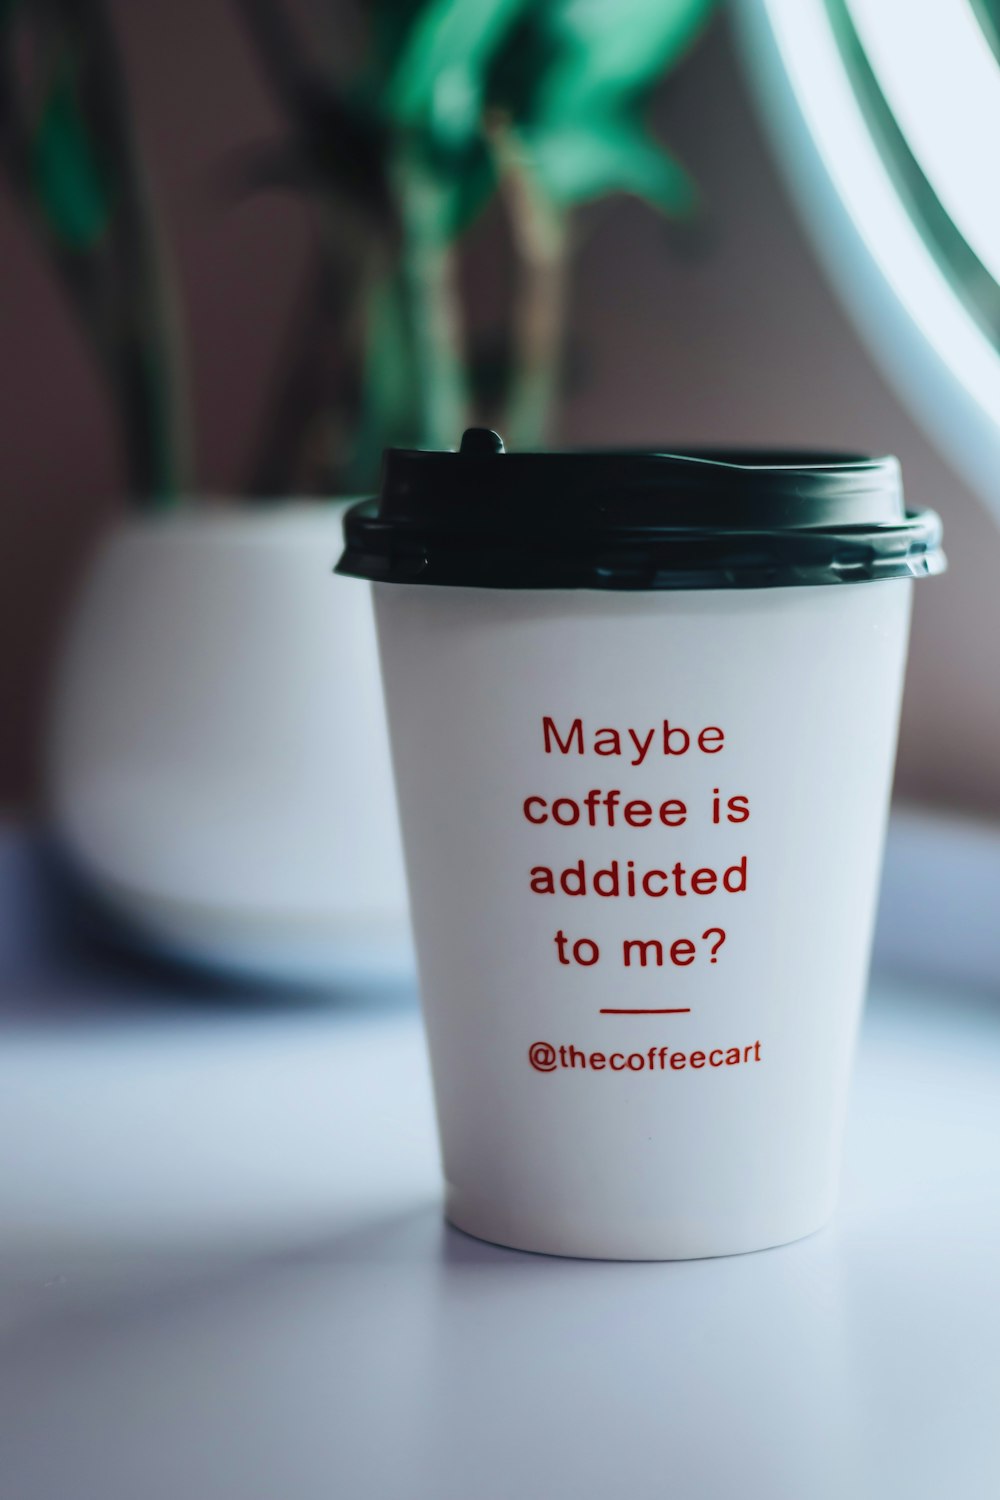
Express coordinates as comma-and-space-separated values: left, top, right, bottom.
47, 504, 412, 985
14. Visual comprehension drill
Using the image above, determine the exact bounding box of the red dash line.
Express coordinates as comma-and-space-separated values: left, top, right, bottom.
600, 1007, 692, 1015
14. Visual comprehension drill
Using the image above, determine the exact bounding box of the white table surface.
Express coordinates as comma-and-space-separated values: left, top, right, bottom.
1, 831, 999, 1499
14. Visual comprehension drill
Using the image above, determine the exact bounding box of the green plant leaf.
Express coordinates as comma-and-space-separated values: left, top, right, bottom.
366, 0, 428, 80
538, 0, 715, 120
483, 9, 560, 128
31, 66, 112, 248
383, 0, 532, 145
522, 114, 696, 213
436, 137, 497, 237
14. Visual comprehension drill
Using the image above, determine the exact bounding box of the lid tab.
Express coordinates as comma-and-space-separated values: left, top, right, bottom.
459, 427, 505, 456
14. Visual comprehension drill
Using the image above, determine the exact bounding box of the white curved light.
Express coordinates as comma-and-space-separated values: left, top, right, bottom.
735, 0, 1000, 513
846, 0, 1000, 290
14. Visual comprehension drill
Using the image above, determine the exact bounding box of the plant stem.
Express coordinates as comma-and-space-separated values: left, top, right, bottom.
2, 0, 188, 505
494, 128, 568, 450
395, 153, 469, 449
349, 261, 419, 489
351, 151, 468, 486
71, 0, 188, 505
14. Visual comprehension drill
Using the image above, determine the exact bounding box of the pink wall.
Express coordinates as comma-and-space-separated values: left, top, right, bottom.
2, 7, 999, 814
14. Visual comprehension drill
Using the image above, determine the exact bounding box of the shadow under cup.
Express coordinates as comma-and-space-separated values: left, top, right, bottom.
337, 434, 945, 1260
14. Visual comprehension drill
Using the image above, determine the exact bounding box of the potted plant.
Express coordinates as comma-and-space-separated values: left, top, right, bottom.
3, 0, 714, 982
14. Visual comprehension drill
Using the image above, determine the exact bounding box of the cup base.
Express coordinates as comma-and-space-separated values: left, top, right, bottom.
444, 1188, 835, 1262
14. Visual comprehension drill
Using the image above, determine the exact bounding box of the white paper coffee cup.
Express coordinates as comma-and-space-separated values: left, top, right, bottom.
338, 432, 945, 1260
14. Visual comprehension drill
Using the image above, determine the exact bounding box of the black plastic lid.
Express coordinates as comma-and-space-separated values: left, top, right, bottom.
336, 429, 945, 590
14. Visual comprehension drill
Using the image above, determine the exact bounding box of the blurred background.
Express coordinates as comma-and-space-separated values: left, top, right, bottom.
4, 0, 1000, 822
